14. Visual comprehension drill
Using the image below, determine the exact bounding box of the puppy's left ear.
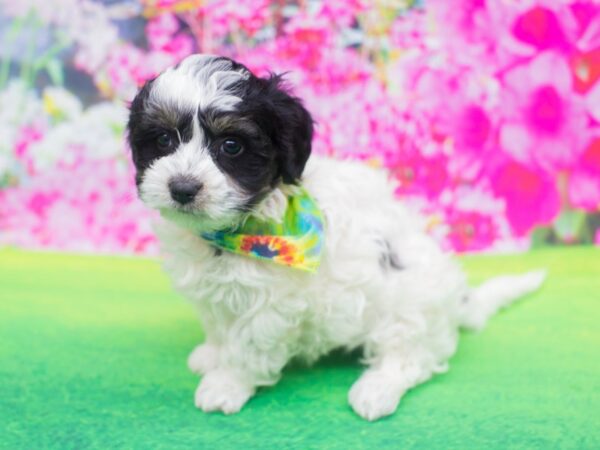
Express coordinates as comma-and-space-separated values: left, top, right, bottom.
267, 75, 314, 184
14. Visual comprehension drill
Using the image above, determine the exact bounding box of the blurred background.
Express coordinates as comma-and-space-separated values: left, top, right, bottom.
0, 0, 599, 256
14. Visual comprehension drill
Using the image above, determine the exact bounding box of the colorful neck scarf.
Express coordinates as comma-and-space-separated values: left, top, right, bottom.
200, 187, 325, 273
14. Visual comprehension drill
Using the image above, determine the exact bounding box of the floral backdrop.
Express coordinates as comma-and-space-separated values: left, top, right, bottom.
0, 0, 599, 255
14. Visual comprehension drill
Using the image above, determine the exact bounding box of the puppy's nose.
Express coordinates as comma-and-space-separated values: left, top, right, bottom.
168, 177, 202, 205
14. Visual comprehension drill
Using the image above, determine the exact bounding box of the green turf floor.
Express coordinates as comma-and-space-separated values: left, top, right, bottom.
1, 247, 599, 449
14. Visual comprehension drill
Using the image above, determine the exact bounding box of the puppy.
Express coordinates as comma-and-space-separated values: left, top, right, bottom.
127, 54, 545, 421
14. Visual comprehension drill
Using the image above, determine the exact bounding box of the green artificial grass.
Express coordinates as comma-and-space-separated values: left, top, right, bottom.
1, 247, 599, 450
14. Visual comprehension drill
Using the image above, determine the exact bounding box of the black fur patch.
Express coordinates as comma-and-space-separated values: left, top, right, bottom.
198, 109, 277, 201
236, 73, 314, 185
198, 67, 314, 207
379, 239, 404, 271
127, 79, 194, 185
127, 56, 314, 197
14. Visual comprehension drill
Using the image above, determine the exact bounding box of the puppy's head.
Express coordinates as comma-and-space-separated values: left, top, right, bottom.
127, 55, 313, 231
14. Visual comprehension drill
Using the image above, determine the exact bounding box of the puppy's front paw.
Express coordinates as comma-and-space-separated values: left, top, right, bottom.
348, 371, 404, 421
195, 370, 254, 414
187, 343, 220, 375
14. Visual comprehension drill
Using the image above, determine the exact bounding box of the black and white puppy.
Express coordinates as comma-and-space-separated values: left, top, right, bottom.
127, 54, 545, 421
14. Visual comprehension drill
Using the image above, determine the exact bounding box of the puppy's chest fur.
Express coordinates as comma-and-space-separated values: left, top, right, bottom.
154, 214, 377, 358
153, 156, 466, 361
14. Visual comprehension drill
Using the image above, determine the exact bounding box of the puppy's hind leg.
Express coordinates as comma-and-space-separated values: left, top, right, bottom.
349, 352, 434, 421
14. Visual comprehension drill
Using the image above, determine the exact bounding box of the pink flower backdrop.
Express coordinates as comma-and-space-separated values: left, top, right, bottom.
1, 0, 599, 255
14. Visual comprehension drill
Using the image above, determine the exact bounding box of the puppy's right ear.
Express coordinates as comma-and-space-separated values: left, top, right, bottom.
127, 80, 154, 146
128, 79, 154, 115
127, 79, 156, 183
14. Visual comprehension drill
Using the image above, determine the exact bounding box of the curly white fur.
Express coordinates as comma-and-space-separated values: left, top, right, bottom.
153, 156, 546, 421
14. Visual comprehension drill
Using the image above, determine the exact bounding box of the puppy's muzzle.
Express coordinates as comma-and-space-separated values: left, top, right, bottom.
169, 176, 203, 205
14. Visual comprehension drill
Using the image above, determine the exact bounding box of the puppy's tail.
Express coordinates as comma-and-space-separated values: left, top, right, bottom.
459, 270, 547, 331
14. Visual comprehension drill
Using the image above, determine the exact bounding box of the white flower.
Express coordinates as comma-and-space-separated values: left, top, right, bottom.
0, 81, 44, 180
0, 81, 43, 141
28, 123, 76, 171
77, 102, 129, 158
28, 100, 129, 171
42, 86, 83, 121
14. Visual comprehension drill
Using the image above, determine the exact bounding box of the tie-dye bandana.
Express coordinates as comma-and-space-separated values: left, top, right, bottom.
200, 188, 325, 272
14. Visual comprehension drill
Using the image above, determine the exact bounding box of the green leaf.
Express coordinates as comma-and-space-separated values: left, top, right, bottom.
531, 227, 552, 248
553, 209, 587, 243
0, 14, 28, 89
45, 59, 64, 86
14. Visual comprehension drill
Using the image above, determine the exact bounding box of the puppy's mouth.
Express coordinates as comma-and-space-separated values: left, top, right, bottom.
160, 203, 207, 219
158, 203, 241, 234
170, 203, 201, 215
159, 207, 210, 232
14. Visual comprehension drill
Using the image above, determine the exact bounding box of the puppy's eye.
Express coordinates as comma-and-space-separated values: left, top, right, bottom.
156, 133, 173, 150
220, 138, 243, 156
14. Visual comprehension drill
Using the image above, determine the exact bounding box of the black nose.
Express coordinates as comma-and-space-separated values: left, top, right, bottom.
169, 177, 202, 205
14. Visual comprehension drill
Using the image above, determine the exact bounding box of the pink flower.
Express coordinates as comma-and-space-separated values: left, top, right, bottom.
390, 9, 428, 50
316, 0, 367, 28
583, 77, 600, 122
568, 2, 600, 52
431, 0, 491, 43
572, 48, 600, 94
568, 170, 600, 211
280, 16, 335, 70
445, 210, 499, 252
398, 62, 500, 181
497, 2, 600, 70
0, 157, 157, 254
511, 6, 569, 52
430, 0, 514, 65
446, 104, 497, 181
581, 137, 600, 171
104, 44, 146, 95
146, 13, 194, 59
198, 0, 271, 40
499, 51, 590, 172
14, 125, 45, 175
147, 14, 180, 49
490, 160, 561, 236
455, 105, 493, 150
569, 138, 600, 211
387, 150, 450, 201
